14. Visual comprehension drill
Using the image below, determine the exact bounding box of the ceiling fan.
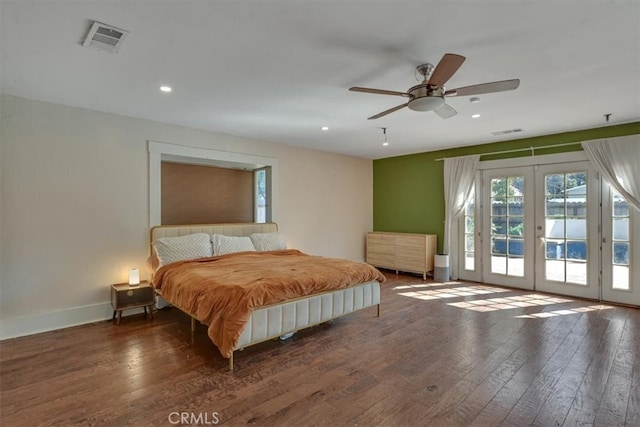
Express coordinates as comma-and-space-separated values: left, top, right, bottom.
349, 53, 520, 120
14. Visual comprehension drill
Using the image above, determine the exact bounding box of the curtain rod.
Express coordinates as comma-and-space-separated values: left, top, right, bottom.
434, 141, 582, 161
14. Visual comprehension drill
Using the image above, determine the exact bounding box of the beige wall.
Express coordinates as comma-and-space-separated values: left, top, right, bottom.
0, 95, 373, 337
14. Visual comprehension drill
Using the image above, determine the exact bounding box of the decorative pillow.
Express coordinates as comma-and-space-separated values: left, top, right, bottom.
145, 255, 160, 273
152, 233, 212, 267
250, 232, 287, 251
212, 234, 256, 256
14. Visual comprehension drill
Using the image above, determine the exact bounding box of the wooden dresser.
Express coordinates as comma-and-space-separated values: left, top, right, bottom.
366, 232, 437, 280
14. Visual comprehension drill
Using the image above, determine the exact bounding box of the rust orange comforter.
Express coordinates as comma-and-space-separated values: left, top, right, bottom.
151, 249, 386, 358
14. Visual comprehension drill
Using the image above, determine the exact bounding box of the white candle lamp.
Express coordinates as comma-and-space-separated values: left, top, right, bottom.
128, 268, 140, 286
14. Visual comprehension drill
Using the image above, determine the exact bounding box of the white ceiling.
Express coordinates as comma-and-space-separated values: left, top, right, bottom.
1, 1, 638, 159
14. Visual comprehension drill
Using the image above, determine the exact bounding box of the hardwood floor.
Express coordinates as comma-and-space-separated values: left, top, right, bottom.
1, 271, 639, 426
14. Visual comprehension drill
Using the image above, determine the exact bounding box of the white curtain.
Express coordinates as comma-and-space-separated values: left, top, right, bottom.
582, 136, 640, 212
443, 155, 480, 255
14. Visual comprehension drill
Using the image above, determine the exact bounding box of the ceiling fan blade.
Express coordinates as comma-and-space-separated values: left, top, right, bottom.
349, 87, 410, 97
368, 103, 409, 120
445, 79, 520, 97
434, 103, 457, 119
427, 53, 466, 87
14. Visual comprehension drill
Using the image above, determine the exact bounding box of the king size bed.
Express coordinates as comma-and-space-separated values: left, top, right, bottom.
149, 223, 385, 369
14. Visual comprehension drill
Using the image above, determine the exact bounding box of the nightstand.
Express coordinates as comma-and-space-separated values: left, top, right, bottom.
111, 281, 155, 325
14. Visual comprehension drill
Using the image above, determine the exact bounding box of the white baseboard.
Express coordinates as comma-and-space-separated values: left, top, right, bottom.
0, 302, 147, 340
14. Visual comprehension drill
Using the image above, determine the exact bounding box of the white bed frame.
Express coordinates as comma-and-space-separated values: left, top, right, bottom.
150, 223, 381, 370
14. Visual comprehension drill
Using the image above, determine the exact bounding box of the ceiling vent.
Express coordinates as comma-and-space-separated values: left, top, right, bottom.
491, 128, 523, 136
82, 21, 129, 53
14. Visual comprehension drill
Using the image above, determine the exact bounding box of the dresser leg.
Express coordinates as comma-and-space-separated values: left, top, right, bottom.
116, 310, 122, 325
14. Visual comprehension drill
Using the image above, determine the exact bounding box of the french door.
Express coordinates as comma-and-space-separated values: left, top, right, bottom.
481, 167, 535, 289
533, 162, 599, 300
601, 184, 640, 305
462, 157, 640, 305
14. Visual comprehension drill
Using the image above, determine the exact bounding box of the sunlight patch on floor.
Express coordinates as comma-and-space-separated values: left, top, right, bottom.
447, 294, 572, 312
396, 285, 511, 301
515, 304, 614, 318
395, 283, 617, 319
392, 282, 462, 290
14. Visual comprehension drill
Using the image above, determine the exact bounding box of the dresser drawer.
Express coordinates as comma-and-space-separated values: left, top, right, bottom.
367, 233, 396, 244
367, 242, 395, 255
395, 235, 427, 248
367, 253, 395, 268
396, 245, 426, 258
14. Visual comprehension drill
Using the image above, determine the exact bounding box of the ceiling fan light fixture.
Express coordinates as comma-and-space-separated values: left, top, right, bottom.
408, 96, 445, 112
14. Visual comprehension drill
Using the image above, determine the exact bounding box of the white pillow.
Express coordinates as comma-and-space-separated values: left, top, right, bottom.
152, 233, 212, 267
250, 232, 287, 251
212, 234, 256, 256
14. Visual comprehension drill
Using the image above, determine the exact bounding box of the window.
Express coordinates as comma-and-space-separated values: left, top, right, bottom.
254, 167, 271, 223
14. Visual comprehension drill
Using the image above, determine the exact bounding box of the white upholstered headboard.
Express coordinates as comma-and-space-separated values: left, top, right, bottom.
150, 222, 278, 254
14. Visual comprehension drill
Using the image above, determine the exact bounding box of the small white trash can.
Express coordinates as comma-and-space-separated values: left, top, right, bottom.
434, 254, 450, 282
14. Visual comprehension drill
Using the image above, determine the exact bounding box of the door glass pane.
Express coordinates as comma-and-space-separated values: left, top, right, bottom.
567, 240, 587, 260
546, 195, 565, 217
612, 191, 630, 290
465, 254, 475, 271
566, 173, 587, 195
465, 217, 474, 233
543, 172, 588, 285
490, 175, 525, 277
465, 235, 475, 251
546, 260, 565, 282
492, 217, 506, 235
613, 242, 629, 264
546, 239, 566, 260
491, 178, 506, 198
567, 261, 587, 285
508, 217, 524, 236
508, 256, 525, 277
491, 252, 507, 275
613, 218, 629, 240
508, 197, 524, 215
508, 238, 524, 277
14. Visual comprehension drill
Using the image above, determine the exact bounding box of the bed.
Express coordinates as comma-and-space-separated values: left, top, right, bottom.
149, 223, 385, 370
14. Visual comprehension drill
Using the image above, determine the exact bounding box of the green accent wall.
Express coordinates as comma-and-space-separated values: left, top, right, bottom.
373, 122, 640, 253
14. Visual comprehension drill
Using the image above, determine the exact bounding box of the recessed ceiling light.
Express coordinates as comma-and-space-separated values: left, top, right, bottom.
321, 126, 329, 131
160, 86, 172, 93
472, 114, 481, 118
382, 142, 389, 146
470, 97, 480, 103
